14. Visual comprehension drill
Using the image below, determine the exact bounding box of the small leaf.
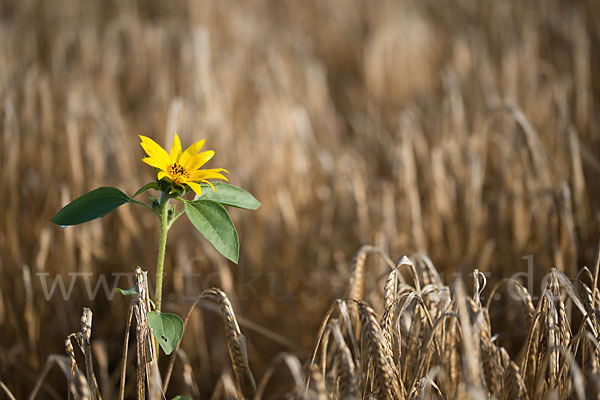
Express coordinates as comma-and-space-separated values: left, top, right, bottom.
116, 286, 157, 309
171, 396, 192, 400
115, 287, 156, 309
199, 182, 260, 210
147, 312, 184, 355
132, 181, 160, 198
185, 200, 239, 263
52, 187, 130, 226
115, 286, 137, 296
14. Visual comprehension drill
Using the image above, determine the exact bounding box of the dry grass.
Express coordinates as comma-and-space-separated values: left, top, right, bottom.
305, 248, 600, 399
0, 0, 599, 398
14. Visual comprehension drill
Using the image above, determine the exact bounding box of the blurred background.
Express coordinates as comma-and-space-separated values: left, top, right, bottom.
0, 0, 599, 398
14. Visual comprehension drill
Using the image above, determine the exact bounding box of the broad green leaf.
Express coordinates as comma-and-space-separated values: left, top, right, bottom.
52, 187, 130, 226
198, 182, 260, 210
132, 181, 160, 198
115, 286, 137, 296
184, 200, 239, 263
147, 312, 184, 355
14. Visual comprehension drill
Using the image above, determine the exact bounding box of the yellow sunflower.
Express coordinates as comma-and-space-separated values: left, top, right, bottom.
139, 132, 228, 197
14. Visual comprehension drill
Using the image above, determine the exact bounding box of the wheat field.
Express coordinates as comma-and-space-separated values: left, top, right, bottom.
0, 0, 599, 398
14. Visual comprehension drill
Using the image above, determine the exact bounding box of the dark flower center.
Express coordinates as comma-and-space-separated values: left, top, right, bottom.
167, 163, 190, 178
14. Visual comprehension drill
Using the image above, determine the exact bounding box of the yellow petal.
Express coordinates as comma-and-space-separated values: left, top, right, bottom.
142, 157, 166, 170
139, 135, 170, 169
186, 181, 203, 197
170, 132, 182, 163
179, 139, 206, 169
189, 168, 229, 181
200, 180, 216, 191
186, 150, 215, 171
157, 171, 169, 180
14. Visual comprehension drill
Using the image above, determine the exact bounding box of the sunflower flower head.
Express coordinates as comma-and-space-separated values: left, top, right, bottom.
139, 132, 228, 197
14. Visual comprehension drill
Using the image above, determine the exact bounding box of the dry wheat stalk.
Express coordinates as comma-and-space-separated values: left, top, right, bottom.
132, 267, 161, 400
210, 373, 244, 400
0, 381, 16, 400
479, 309, 504, 397
163, 286, 256, 397
358, 302, 404, 399
118, 304, 134, 400
505, 361, 529, 400
204, 287, 257, 396
333, 337, 359, 400
28, 355, 92, 400
309, 364, 328, 400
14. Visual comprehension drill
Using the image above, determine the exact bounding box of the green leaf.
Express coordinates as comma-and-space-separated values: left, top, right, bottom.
184, 200, 239, 263
115, 287, 155, 309
171, 397, 192, 400
52, 187, 130, 226
199, 182, 260, 210
132, 181, 160, 198
115, 286, 137, 296
147, 312, 184, 355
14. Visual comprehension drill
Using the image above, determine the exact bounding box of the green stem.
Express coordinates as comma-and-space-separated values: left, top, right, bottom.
155, 194, 170, 314
166, 209, 185, 230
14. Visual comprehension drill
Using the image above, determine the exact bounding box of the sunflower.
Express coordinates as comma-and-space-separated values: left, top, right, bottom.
139, 132, 228, 197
